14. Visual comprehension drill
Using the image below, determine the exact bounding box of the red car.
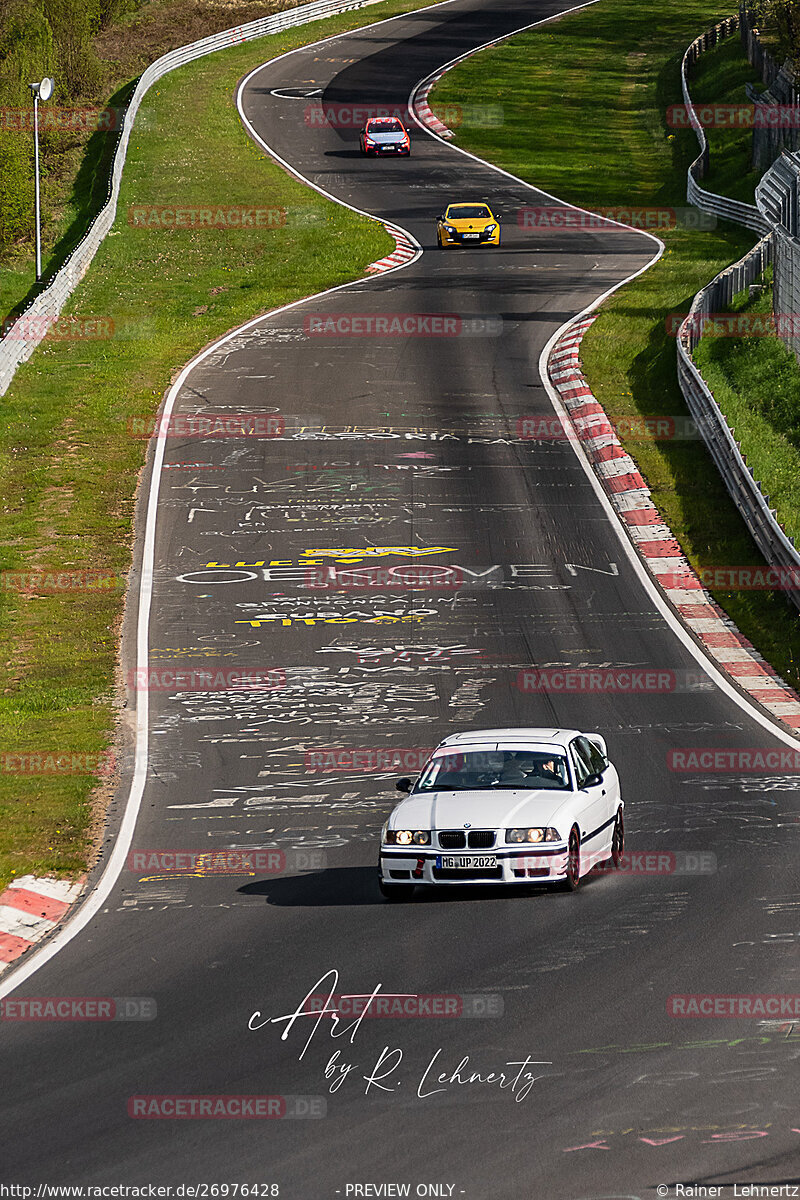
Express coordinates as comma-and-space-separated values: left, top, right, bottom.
359, 116, 411, 156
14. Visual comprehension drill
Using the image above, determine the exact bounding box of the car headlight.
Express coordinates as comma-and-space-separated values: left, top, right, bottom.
506, 827, 561, 843
444, 225, 456, 233
485, 224, 497, 233
385, 829, 431, 845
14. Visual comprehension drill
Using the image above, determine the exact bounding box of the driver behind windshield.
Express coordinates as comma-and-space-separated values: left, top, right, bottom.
499, 754, 535, 785
417, 750, 568, 790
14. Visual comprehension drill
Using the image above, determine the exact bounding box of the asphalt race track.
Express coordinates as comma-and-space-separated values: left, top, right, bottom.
2, 0, 800, 1196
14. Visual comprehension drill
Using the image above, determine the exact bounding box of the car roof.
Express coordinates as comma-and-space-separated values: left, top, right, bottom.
447, 201, 491, 208
435, 728, 581, 749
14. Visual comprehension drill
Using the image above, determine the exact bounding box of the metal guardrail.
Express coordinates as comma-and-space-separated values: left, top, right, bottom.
676, 19, 800, 611
756, 149, 800, 361
681, 15, 769, 235
676, 236, 800, 610
0, 0, 383, 397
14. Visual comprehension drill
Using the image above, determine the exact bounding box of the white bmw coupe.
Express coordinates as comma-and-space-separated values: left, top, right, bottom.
378, 728, 624, 900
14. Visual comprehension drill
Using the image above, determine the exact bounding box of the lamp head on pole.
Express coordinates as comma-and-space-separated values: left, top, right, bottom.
30, 78, 54, 102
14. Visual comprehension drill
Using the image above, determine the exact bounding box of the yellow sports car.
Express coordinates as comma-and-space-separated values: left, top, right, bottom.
436, 202, 501, 248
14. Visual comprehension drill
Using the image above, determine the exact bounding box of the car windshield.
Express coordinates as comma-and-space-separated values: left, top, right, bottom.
414, 750, 571, 791
370, 120, 403, 132
447, 205, 491, 219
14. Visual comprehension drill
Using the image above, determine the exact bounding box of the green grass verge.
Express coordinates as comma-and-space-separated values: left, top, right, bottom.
431, 0, 800, 691
694, 277, 800, 547
0, 0, 333, 327
0, 76, 136, 329
0, 0, 434, 894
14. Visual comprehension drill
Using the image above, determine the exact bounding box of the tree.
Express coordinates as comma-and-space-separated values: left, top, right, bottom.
0, 2, 54, 251
755, 0, 800, 65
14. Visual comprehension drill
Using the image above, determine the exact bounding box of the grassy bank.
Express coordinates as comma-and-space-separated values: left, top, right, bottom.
430, 0, 800, 690
694, 278, 800, 547
0, 0, 321, 326
0, 0, 431, 893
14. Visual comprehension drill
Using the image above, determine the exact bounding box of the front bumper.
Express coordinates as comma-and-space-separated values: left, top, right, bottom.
439, 229, 500, 246
379, 845, 569, 886
363, 143, 410, 154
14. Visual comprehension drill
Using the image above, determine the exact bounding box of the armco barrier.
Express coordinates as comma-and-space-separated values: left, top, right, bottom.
756, 149, 800, 363
0, 0, 384, 397
681, 14, 769, 235
676, 236, 800, 613
676, 20, 800, 612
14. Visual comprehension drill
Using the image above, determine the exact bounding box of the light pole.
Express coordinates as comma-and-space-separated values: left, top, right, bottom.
28, 77, 54, 282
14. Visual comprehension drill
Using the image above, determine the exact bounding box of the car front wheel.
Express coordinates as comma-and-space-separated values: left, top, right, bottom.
611, 808, 624, 868
560, 829, 581, 892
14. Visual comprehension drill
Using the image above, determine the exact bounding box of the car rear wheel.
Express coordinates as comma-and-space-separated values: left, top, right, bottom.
611, 808, 625, 868
559, 829, 581, 892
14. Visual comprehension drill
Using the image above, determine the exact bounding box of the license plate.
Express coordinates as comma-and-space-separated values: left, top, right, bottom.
462, 233, 480, 239
438, 854, 497, 870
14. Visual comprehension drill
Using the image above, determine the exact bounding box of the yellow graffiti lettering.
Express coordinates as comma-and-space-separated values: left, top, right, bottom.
300, 546, 457, 562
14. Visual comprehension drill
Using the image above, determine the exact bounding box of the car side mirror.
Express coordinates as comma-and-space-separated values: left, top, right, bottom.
396, 777, 412, 793
581, 772, 603, 789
